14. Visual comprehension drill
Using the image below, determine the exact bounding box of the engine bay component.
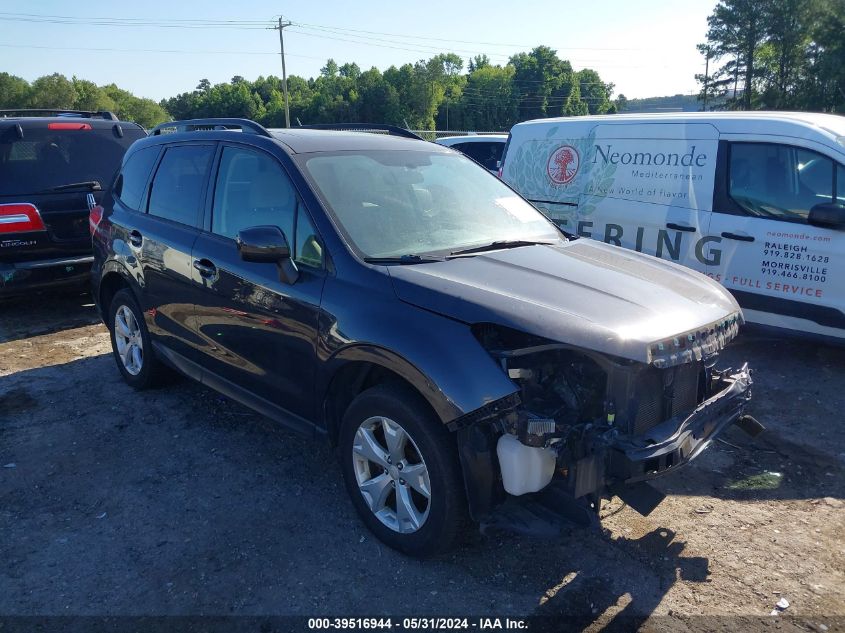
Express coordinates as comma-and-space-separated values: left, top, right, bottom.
496, 433, 556, 496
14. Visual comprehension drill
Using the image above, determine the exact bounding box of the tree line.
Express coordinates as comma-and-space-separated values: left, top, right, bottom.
698, 0, 845, 111
163, 47, 617, 130
0, 72, 169, 128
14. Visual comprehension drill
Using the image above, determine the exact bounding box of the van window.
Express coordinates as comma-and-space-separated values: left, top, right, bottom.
113, 146, 159, 211
728, 143, 834, 222
211, 146, 295, 241
148, 145, 213, 226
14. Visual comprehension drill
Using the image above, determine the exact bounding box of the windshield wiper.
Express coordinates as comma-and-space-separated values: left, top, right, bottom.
449, 239, 556, 257
45, 180, 102, 193
363, 254, 445, 264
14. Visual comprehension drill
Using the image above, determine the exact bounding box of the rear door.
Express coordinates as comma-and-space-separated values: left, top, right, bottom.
130, 143, 216, 362
707, 138, 845, 339
189, 144, 326, 422
0, 120, 144, 265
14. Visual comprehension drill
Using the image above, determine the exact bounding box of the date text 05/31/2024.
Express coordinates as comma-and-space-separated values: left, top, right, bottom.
307, 618, 528, 630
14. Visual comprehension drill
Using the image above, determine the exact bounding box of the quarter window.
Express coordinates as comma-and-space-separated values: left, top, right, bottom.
114, 146, 159, 211
211, 147, 295, 242
148, 145, 213, 226
294, 206, 322, 268
728, 143, 834, 222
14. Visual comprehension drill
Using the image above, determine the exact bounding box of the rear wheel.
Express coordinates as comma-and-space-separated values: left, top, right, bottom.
108, 288, 165, 389
339, 383, 467, 557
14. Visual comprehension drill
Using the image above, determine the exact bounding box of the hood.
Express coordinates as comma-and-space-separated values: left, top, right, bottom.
387, 240, 742, 365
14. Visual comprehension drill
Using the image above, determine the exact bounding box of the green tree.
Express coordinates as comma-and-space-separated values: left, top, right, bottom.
0, 73, 30, 109
28, 73, 77, 109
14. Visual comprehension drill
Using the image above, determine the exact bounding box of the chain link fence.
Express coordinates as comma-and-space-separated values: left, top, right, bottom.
410, 130, 507, 141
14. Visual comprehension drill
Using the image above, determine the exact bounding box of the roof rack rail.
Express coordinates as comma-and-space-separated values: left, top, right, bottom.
149, 118, 272, 137
296, 123, 423, 141
0, 109, 118, 120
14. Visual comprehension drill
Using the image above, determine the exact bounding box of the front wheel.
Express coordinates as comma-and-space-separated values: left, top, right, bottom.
339, 383, 467, 557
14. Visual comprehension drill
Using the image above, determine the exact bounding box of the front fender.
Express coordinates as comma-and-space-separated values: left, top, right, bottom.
317, 274, 518, 426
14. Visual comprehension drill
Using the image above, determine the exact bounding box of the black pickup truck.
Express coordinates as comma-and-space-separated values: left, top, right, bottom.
0, 110, 145, 297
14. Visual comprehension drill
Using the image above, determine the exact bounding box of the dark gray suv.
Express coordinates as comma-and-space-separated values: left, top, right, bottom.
91, 119, 760, 556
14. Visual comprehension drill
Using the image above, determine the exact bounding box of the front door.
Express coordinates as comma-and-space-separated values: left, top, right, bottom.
190, 144, 326, 421
707, 139, 845, 339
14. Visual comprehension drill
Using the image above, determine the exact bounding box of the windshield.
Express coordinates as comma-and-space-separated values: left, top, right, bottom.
302, 150, 560, 258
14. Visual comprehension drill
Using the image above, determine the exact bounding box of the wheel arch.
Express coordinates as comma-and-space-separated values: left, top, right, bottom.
320, 345, 462, 445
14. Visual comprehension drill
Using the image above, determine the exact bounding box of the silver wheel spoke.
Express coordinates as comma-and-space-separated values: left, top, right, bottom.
131, 345, 143, 371
395, 484, 423, 532
115, 314, 131, 338
358, 473, 393, 513
383, 418, 407, 462
400, 463, 431, 499
353, 426, 389, 469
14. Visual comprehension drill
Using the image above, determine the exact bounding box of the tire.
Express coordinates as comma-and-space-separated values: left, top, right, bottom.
107, 288, 166, 389
339, 382, 467, 557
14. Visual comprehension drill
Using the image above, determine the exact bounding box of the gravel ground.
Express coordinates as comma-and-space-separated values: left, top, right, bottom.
1, 291, 843, 631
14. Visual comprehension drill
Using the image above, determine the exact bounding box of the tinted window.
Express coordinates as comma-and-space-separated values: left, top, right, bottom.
729, 143, 834, 222
294, 206, 322, 268
0, 125, 143, 196
454, 141, 503, 171
114, 146, 159, 211
838, 164, 845, 205
148, 145, 213, 226
211, 146, 295, 241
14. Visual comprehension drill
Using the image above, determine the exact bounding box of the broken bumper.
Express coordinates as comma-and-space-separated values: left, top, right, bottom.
610, 363, 753, 484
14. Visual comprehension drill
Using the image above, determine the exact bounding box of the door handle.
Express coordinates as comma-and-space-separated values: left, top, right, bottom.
128, 230, 143, 248
721, 231, 755, 242
666, 222, 696, 232
193, 258, 218, 278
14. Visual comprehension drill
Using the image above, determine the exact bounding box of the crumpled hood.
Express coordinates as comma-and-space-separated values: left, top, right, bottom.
387, 240, 742, 364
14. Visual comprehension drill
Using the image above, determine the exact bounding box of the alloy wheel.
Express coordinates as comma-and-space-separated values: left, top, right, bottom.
114, 305, 144, 376
352, 415, 432, 534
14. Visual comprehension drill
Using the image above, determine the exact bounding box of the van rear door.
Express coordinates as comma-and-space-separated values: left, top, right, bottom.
575, 123, 720, 272
708, 137, 845, 339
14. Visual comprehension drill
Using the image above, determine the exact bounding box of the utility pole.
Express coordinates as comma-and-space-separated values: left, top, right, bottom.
273, 16, 292, 127
703, 48, 710, 112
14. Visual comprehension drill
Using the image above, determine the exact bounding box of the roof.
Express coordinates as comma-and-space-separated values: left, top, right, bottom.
267, 128, 444, 153
514, 111, 845, 146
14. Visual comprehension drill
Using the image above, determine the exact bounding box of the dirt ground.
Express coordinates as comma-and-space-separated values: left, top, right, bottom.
1, 291, 843, 631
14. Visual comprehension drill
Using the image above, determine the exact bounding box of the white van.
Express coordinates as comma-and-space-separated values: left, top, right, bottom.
500, 112, 845, 342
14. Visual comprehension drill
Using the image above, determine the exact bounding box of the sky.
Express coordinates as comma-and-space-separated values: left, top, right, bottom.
0, 0, 717, 102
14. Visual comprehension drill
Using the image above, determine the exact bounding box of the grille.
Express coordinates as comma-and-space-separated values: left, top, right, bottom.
631, 362, 701, 435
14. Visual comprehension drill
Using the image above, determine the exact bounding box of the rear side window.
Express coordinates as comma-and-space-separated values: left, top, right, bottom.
211, 146, 296, 241
0, 124, 144, 196
148, 145, 214, 226
454, 142, 503, 171
113, 146, 159, 211
728, 143, 834, 222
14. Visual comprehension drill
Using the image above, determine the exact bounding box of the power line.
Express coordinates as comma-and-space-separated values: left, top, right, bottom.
0, 42, 324, 60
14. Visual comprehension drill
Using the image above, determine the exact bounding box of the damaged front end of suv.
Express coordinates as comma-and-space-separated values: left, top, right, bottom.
450, 316, 757, 532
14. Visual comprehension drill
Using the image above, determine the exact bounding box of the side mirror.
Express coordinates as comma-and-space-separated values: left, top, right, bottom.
808, 203, 845, 230
236, 225, 299, 284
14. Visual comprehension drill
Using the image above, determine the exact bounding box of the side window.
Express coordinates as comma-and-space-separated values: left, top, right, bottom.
113, 146, 159, 211
294, 205, 322, 268
455, 142, 502, 171
148, 145, 213, 226
728, 143, 833, 223
211, 146, 295, 241
838, 164, 845, 205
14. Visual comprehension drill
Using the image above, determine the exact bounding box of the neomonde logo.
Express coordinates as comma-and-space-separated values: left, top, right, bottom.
547, 145, 580, 185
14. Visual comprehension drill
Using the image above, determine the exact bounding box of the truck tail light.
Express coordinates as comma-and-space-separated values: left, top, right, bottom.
0, 203, 46, 233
